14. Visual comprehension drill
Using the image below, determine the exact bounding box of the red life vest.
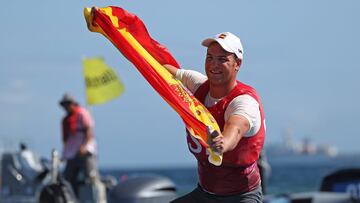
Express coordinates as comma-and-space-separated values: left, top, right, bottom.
186, 80, 266, 195
62, 106, 86, 142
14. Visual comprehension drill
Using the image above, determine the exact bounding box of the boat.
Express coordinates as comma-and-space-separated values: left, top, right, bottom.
0, 143, 176, 203
264, 163, 360, 203
1, 143, 359, 203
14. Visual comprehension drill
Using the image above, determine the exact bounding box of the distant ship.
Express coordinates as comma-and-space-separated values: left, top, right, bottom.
266, 128, 338, 158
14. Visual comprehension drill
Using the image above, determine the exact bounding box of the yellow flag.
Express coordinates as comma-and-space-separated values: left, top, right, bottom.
83, 57, 124, 105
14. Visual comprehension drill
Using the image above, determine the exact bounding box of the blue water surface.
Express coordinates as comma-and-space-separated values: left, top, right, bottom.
100, 154, 360, 196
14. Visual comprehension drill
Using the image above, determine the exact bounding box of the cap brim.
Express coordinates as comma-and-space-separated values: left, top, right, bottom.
201, 38, 216, 47
59, 100, 74, 106
60, 101, 68, 106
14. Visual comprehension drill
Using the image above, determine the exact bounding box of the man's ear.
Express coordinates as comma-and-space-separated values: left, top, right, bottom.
235, 59, 242, 71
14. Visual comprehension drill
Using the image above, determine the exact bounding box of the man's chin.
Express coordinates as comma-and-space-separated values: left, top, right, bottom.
208, 79, 224, 86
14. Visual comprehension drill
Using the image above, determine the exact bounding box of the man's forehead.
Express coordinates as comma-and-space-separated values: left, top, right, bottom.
207, 42, 232, 55
206, 50, 234, 57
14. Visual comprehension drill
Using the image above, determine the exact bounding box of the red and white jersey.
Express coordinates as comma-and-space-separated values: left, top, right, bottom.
176, 69, 262, 137
176, 69, 266, 195
62, 106, 97, 160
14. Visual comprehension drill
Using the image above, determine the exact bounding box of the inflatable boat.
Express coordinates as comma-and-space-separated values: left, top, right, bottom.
0, 144, 176, 203
1, 144, 359, 203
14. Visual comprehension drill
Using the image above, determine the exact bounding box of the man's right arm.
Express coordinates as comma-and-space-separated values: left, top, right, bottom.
61, 121, 68, 144
163, 64, 207, 93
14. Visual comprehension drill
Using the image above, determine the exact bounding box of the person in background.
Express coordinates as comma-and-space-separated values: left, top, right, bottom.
59, 93, 98, 196
17, 142, 45, 182
257, 150, 271, 195
165, 32, 266, 203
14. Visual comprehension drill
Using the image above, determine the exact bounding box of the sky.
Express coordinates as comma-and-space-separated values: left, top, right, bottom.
1, 1, 359, 169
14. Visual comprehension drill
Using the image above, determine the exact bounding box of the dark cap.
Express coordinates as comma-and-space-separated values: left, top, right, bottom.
59, 93, 78, 106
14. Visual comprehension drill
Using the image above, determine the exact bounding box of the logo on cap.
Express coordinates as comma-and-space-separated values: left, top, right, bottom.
218, 33, 227, 39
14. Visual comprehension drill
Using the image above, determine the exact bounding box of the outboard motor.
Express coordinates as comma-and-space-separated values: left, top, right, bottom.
264, 168, 360, 203
0, 144, 48, 202
320, 168, 360, 200
265, 192, 357, 203
108, 175, 177, 203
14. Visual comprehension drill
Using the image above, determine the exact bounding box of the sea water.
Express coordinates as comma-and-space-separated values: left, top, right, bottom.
100, 154, 360, 196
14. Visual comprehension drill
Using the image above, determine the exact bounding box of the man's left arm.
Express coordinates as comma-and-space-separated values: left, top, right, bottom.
79, 127, 93, 155
79, 108, 95, 155
210, 115, 249, 153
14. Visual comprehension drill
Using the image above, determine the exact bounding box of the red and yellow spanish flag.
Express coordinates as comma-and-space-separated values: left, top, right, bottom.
84, 6, 222, 165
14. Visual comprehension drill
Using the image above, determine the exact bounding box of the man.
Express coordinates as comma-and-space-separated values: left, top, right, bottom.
17, 143, 45, 183
59, 93, 98, 196
165, 32, 266, 202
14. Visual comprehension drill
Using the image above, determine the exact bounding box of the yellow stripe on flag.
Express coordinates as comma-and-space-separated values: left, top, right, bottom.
83, 57, 124, 105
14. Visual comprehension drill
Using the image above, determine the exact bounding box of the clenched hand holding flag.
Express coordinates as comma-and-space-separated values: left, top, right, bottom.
84, 6, 223, 165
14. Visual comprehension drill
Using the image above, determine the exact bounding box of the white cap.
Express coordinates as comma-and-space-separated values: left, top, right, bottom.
202, 32, 243, 60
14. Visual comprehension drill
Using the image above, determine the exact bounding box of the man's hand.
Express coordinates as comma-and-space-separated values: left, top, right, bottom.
210, 133, 236, 154
79, 145, 88, 155
207, 126, 228, 154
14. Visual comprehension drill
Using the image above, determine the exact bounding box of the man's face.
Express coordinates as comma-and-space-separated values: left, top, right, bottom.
62, 103, 74, 113
205, 42, 241, 87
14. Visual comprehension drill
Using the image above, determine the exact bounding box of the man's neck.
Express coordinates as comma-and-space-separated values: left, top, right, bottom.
209, 81, 237, 99
67, 104, 79, 115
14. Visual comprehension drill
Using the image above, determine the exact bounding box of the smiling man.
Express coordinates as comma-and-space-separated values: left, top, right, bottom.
165, 32, 266, 203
